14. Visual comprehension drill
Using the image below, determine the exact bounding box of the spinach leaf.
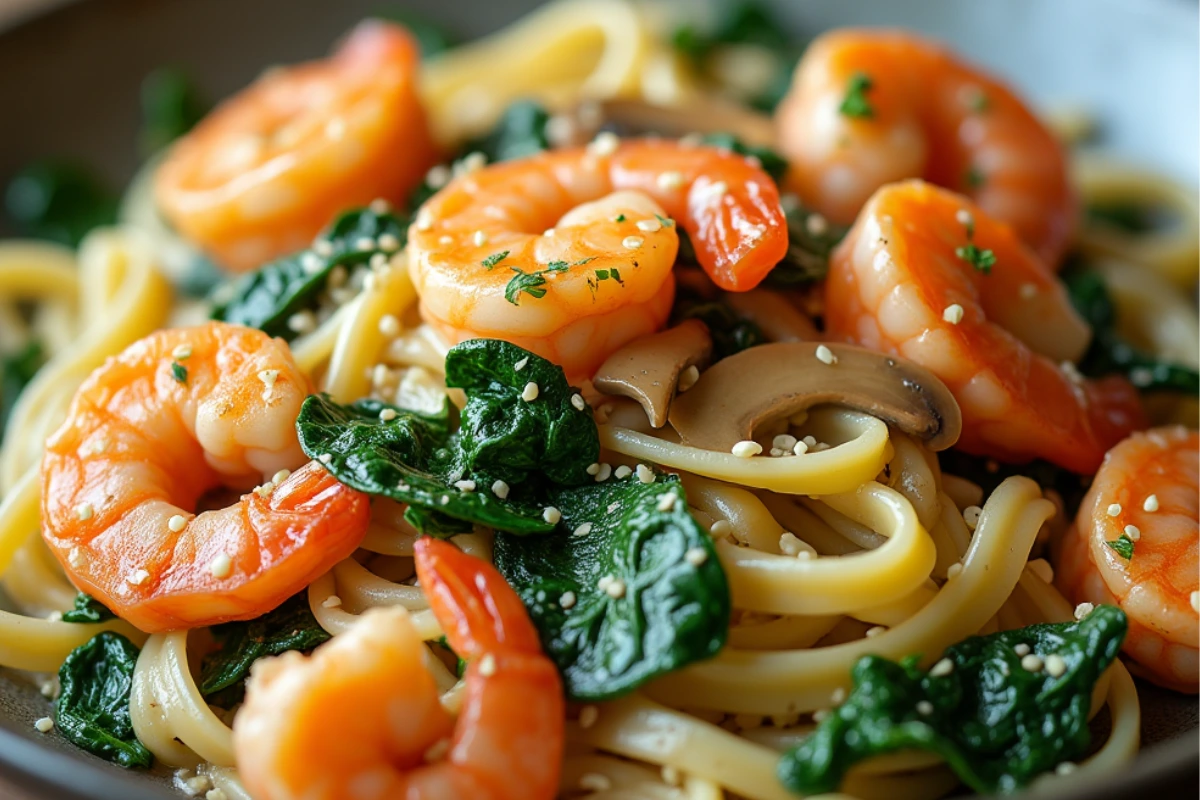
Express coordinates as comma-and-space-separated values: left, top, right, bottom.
56, 632, 153, 769
937, 449, 1091, 515
296, 339, 598, 535
464, 100, 552, 164
777, 605, 1127, 795
139, 67, 209, 155
671, 1, 800, 111
766, 201, 850, 288
1085, 201, 1171, 236
199, 594, 329, 705
4, 162, 118, 247
434, 636, 467, 678
211, 207, 405, 341
1063, 267, 1199, 393
372, 7, 457, 58
494, 472, 729, 700
1, 339, 44, 441
671, 295, 766, 360
698, 133, 788, 184
61, 593, 116, 624
296, 394, 552, 536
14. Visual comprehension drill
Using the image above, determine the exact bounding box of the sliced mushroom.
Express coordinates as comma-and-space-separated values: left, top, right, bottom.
723, 289, 820, 343
668, 342, 962, 452
592, 320, 713, 428
592, 99, 777, 148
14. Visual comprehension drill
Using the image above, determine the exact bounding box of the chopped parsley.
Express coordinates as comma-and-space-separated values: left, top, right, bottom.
587, 268, 625, 296
968, 89, 990, 113
481, 250, 510, 269
1105, 534, 1135, 560
838, 72, 875, 119
954, 215, 996, 275
965, 165, 986, 189
614, 214, 627, 223
170, 362, 188, 384
505, 268, 550, 304
655, 213, 675, 228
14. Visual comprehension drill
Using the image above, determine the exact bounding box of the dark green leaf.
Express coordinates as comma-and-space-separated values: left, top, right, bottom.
139, 67, 210, 155
839, 72, 874, 119
1, 339, 44, 442
671, 293, 766, 360
464, 100, 552, 163
199, 594, 329, 704
1063, 267, 1199, 394
434, 636, 467, 678
370, 7, 457, 57
296, 340, 598, 533
505, 267, 549, 304
56, 632, 153, 769
767, 201, 850, 287
494, 472, 730, 700
777, 605, 1128, 795
699, 133, 788, 184
170, 362, 188, 384
1085, 201, 1171, 236
61, 594, 116, 624
937, 449, 1091, 513
1105, 534, 1135, 560
4, 162, 117, 247
211, 207, 405, 341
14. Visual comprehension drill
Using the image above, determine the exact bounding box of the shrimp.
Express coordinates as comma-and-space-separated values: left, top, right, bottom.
824, 180, 1144, 474
1053, 427, 1198, 693
407, 138, 788, 379
776, 29, 1076, 267
234, 537, 565, 800
155, 20, 438, 272
40, 321, 370, 632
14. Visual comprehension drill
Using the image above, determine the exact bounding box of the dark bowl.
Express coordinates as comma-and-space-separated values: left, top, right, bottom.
0, 0, 1196, 798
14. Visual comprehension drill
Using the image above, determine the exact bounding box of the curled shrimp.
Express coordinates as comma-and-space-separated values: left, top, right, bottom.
156, 21, 438, 272
1054, 426, 1198, 693
40, 321, 370, 632
407, 138, 788, 378
234, 537, 565, 800
824, 180, 1143, 473
777, 29, 1075, 266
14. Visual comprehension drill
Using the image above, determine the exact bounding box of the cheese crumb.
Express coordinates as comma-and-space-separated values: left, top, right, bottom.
570, 393, 587, 411
731, 440, 762, 458
1055, 762, 1077, 776
573, 523, 593, 537
478, 654, 497, 676
929, 658, 954, 677
454, 480, 477, 492
685, 547, 708, 566
379, 408, 398, 422
815, 344, 837, 365
1143, 494, 1159, 512
1045, 654, 1067, 677
127, 569, 150, 586
543, 506, 562, 524
656, 171, 684, 190
1020, 654, 1044, 672
579, 774, 612, 792
635, 464, 655, 484
514, 357, 529, 371
946, 563, 963, 579
521, 381, 540, 401
472, 230, 488, 247
491, 480, 510, 499
942, 303, 964, 325
1190, 591, 1199, 613
1124, 524, 1141, 541
322, 595, 342, 609
916, 700, 934, 715
1107, 503, 1122, 517
168, 514, 188, 533
604, 578, 627, 598
656, 493, 677, 512
209, 553, 232, 579
622, 235, 644, 249
595, 463, 613, 482
559, 591, 577, 609
579, 705, 599, 728
614, 465, 633, 479
636, 218, 662, 233
865, 626, 886, 638
963, 505, 982, 530
75, 503, 94, 521
1074, 602, 1095, 620
171, 345, 193, 360
34, 717, 53, 733
378, 314, 401, 337
1014, 643, 1031, 656
587, 131, 620, 157
710, 520, 733, 538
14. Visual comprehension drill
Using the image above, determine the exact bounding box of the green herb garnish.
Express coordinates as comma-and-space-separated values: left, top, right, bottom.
955, 242, 997, 274
170, 362, 188, 384
777, 605, 1127, 795
1, 340, 44, 443
139, 67, 209, 155
614, 214, 627, 223
56, 632, 154, 769
965, 165, 986, 189
4, 162, 118, 247
1105, 534, 1135, 560
481, 250, 510, 269
839, 72, 875, 119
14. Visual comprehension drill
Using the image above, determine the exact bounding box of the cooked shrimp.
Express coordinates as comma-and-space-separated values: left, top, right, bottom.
234, 537, 564, 800
1054, 427, 1198, 693
40, 321, 370, 632
824, 180, 1143, 473
408, 138, 788, 378
777, 29, 1076, 267
156, 21, 438, 272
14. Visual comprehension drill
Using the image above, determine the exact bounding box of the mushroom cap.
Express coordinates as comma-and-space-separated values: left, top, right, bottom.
668, 341, 962, 452
592, 319, 713, 428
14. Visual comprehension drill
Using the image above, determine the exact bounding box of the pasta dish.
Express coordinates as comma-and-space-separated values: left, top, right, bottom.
0, 2, 1196, 799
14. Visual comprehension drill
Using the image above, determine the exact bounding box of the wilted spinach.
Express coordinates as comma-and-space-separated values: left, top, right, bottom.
671, 293, 766, 360
139, 67, 209, 155
1063, 267, 1199, 393
61, 593, 116, 624
464, 100, 553, 164
296, 339, 598, 535
371, 7, 458, 57
494, 472, 729, 700
777, 605, 1127, 795
211, 207, 405, 340
767, 202, 849, 287
938, 449, 1091, 514
199, 594, 329, 705
671, 1, 801, 111
4, 162, 118, 247
55, 632, 153, 769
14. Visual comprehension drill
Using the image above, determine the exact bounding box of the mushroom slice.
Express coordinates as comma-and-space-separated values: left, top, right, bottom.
592, 319, 713, 428
668, 342, 962, 452
723, 289, 820, 343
